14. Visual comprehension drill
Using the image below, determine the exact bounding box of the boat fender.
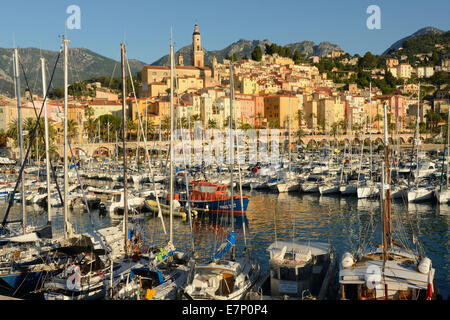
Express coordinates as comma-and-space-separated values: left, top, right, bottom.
418, 257, 431, 274
341, 252, 354, 268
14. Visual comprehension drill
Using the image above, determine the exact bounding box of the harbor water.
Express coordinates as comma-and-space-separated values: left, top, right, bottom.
1, 186, 448, 299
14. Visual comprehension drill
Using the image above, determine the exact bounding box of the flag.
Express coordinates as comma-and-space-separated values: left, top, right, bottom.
426, 264, 433, 300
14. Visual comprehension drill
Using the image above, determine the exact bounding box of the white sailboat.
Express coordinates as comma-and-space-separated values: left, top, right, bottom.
182, 61, 260, 300
107, 36, 191, 301
338, 101, 438, 300
407, 83, 434, 203
357, 81, 379, 199
435, 109, 450, 203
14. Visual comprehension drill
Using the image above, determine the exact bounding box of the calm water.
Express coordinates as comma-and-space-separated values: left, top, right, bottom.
2, 187, 449, 299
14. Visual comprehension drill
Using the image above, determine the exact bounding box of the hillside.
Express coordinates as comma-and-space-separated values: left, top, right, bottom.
151, 39, 342, 66
0, 47, 147, 97
383, 26, 447, 55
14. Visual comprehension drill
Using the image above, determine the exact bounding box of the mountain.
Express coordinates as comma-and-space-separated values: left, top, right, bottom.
383, 26, 446, 55
151, 39, 342, 66
0, 47, 147, 97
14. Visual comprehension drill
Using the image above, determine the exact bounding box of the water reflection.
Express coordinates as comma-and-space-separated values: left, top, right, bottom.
1, 185, 448, 299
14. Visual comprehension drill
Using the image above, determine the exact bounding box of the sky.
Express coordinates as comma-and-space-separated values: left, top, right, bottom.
0, 0, 449, 64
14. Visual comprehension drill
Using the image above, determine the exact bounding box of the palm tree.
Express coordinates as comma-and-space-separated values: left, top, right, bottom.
331, 122, 339, 139
256, 112, 264, 128
296, 109, 304, 128
96, 114, 122, 142
207, 118, 217, 129
374, 113, 383, 131
268, 119, 280, 129
338, 119, 347, 135
425, 109, 442, 133
83, 105, 95, 142
126, 118, 137, 141
223, 116, 236, 129
0, 129, 7, 147
67, 119, 78, 143
161, 116, 171, 133
296, 128, 306, 144
239, 122, 252, 131
308, 112, 316, 134
6, 118, 56, 160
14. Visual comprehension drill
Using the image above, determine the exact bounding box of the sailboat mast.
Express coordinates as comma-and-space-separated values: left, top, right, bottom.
369, 81, 372, 180
41, 57, 52, 222
13, 49, 26, 233
121, 43, 129, 255
447, 109, 450, 191
63, 38, 70, 239
383, 101, 392, 248
169, 37, 174, 246
229, 61, 235, 260
416, 82, 420, 186
288, 95, 291, 173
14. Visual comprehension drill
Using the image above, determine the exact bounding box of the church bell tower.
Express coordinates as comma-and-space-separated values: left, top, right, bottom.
192, 24, 204, 67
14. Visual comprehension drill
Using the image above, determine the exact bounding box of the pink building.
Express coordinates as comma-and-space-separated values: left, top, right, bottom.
235, 93, 255, 126
377, 95, 406, 130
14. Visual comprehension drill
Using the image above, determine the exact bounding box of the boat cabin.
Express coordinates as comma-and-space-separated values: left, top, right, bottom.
265, 241, 335, 299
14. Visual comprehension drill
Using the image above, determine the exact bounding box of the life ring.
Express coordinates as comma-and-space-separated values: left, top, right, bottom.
98, 269, 105, 279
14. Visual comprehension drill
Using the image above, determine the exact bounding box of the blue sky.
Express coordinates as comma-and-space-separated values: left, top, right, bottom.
0, 0, 449, 63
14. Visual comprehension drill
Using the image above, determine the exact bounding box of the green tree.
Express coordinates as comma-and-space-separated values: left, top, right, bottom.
96, 114, 122, 142
358, 52, 377, 70
67, 119, 78, 143
251, 46, 263, 61
207, 119, 217, 129
268, 119, 280, 129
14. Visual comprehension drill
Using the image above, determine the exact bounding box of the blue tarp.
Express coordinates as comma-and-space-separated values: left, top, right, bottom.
213, 231, 235, 260
69, 162, 80, 169
129, 268, 165, 285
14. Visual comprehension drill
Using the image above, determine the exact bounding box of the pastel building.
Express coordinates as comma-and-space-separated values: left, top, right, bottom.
263, 95, 300, 130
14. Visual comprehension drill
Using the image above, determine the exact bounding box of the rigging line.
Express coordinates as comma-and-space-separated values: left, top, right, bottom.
18, 56, 65, 206
178, 117, 195, 255
1, 49, 62, 231
108, 63, 117, 88
125, 55, 167, 235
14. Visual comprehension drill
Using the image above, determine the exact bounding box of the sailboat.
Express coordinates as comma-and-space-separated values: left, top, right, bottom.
182, 61, 260, 300
407, 83, 434, 203
338, 101, 439, 300
107, 37, 191, 300
435, 109, 450, 203
39, 39, 139, 300
0, 48, 67, 294
357, 81, 380, 199
276, 96, 300, 193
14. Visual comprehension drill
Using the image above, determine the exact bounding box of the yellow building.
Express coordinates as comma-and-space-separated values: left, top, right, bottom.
237, 76, 259, 95
264, 95, 299, 130
317, 98, 345, 132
